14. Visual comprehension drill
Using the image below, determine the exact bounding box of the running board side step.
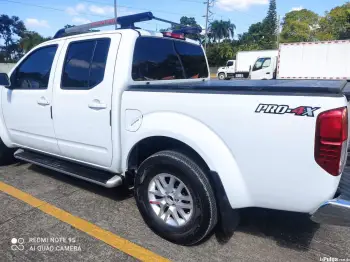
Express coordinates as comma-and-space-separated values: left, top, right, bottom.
14, 149, 123, 188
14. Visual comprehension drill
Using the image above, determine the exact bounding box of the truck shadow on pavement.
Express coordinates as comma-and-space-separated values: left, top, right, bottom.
222, 208, 320, 251
27, 164, 319, 251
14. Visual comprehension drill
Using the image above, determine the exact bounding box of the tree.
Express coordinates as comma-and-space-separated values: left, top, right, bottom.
19, 31, 51, 53
317, 3, 350, 40
209, 20, 236, 42
261, 0, 278, 49
233, 0, 277, 49
0, 14, 26, 62
237, 22, 265, 49
280, 9, 320, 43
206, 42, 234, 66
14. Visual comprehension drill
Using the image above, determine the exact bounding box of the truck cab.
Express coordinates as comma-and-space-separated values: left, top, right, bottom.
217, 60, 236, 80
250, 56, 278, 80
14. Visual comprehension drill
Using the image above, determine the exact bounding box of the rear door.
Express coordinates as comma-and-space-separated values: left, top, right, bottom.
52, 34, 121, 167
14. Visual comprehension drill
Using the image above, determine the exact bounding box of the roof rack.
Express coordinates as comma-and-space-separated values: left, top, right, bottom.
53, 12, 202, 39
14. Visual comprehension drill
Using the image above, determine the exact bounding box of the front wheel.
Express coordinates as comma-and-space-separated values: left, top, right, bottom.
134, 150, 217, 246
218, 73, 226, 80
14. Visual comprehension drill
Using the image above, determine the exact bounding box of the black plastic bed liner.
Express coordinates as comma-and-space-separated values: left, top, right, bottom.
128, 80, 350, 97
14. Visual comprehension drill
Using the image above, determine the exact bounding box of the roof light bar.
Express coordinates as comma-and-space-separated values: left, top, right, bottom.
53, 11, 202, 39
162, 32, 185, 40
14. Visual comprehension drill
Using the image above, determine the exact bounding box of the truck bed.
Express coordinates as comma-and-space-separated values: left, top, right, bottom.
124, 79, 349, 212
129, 80, 350, 97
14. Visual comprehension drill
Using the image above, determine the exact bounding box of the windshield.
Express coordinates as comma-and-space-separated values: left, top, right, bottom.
253, 57, 271, 71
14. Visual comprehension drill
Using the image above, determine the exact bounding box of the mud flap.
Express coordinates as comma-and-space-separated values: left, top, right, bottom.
210, 171, 240, 242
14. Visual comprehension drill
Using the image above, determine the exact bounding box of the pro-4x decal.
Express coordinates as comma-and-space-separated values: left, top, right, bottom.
255, 104, 320, 117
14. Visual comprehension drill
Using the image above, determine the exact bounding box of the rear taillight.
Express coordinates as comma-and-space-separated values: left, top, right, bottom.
315, 107, 348, 176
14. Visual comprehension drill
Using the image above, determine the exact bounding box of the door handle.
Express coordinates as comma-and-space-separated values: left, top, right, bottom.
88, 99, 107, 110
37, 97, 50, 106
266, 72, 271, 74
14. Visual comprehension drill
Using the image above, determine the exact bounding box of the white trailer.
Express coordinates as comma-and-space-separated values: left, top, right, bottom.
235, 50, 278, 79
250, 40, 350, 80
278, 40, 350, 80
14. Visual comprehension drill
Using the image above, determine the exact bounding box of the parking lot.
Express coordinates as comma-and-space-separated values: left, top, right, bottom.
1, 161, 350, 262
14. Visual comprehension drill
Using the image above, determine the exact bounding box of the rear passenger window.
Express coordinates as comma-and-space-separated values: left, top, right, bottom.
61, 38, 110, 90
174, 41, 208, 79
11, 45, 57, 89
132, 37, 183, 81
132, 37, 208, 81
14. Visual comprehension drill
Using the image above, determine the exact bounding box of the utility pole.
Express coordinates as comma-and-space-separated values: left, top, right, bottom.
203, 0, 214, 51
114, 0, 118, 29
276, 14, 281, 47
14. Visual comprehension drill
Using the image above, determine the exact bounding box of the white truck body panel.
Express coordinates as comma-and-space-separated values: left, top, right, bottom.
122, 88, 346, 212
235, 50, 278, 75
278, 40, 350, 80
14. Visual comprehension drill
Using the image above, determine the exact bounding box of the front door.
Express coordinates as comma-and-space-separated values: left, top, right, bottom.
2, 44, 61, 154
52, 34, 120, 167
251, 57, 273, 80
227, 61, 235, 74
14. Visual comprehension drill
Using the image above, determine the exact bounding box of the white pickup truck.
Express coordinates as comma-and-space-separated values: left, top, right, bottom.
0, 12, 350, 246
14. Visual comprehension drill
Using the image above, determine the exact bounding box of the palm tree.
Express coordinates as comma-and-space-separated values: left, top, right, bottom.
209, 20, 236, 42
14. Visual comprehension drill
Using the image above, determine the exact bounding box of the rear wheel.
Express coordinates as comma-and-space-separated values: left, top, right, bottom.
134, 150, 217, 245
218, 73, 226, 80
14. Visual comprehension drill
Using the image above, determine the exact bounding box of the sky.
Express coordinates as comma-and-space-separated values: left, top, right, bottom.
0, 0, 347, 38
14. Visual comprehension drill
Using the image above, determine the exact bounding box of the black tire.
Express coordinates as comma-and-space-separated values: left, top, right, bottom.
0, 138, 15, 165
134, 150, 217, 246
218, 73, 226, 80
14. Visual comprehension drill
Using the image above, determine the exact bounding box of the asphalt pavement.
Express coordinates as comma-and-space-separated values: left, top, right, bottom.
1, 161, 350, 261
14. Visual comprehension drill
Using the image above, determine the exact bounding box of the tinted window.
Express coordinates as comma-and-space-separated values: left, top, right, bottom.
174, 41, 208, 79
227, 61, 234, 67
89, 39, 110, 87
132, 37, 208, 81
11, 45, 57, 89
132, 37, 183, 81
61, 39, 110, 89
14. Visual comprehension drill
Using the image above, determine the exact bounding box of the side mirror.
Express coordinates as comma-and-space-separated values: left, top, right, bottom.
0, 73, 11, 88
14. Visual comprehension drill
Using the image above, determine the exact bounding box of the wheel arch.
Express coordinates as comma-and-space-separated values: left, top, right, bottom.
127, 136, 210, 173
123, 111, 251, 209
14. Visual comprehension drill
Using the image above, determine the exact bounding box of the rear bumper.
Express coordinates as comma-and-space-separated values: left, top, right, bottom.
311, 166, 350, 227
311, 198, 350, 226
